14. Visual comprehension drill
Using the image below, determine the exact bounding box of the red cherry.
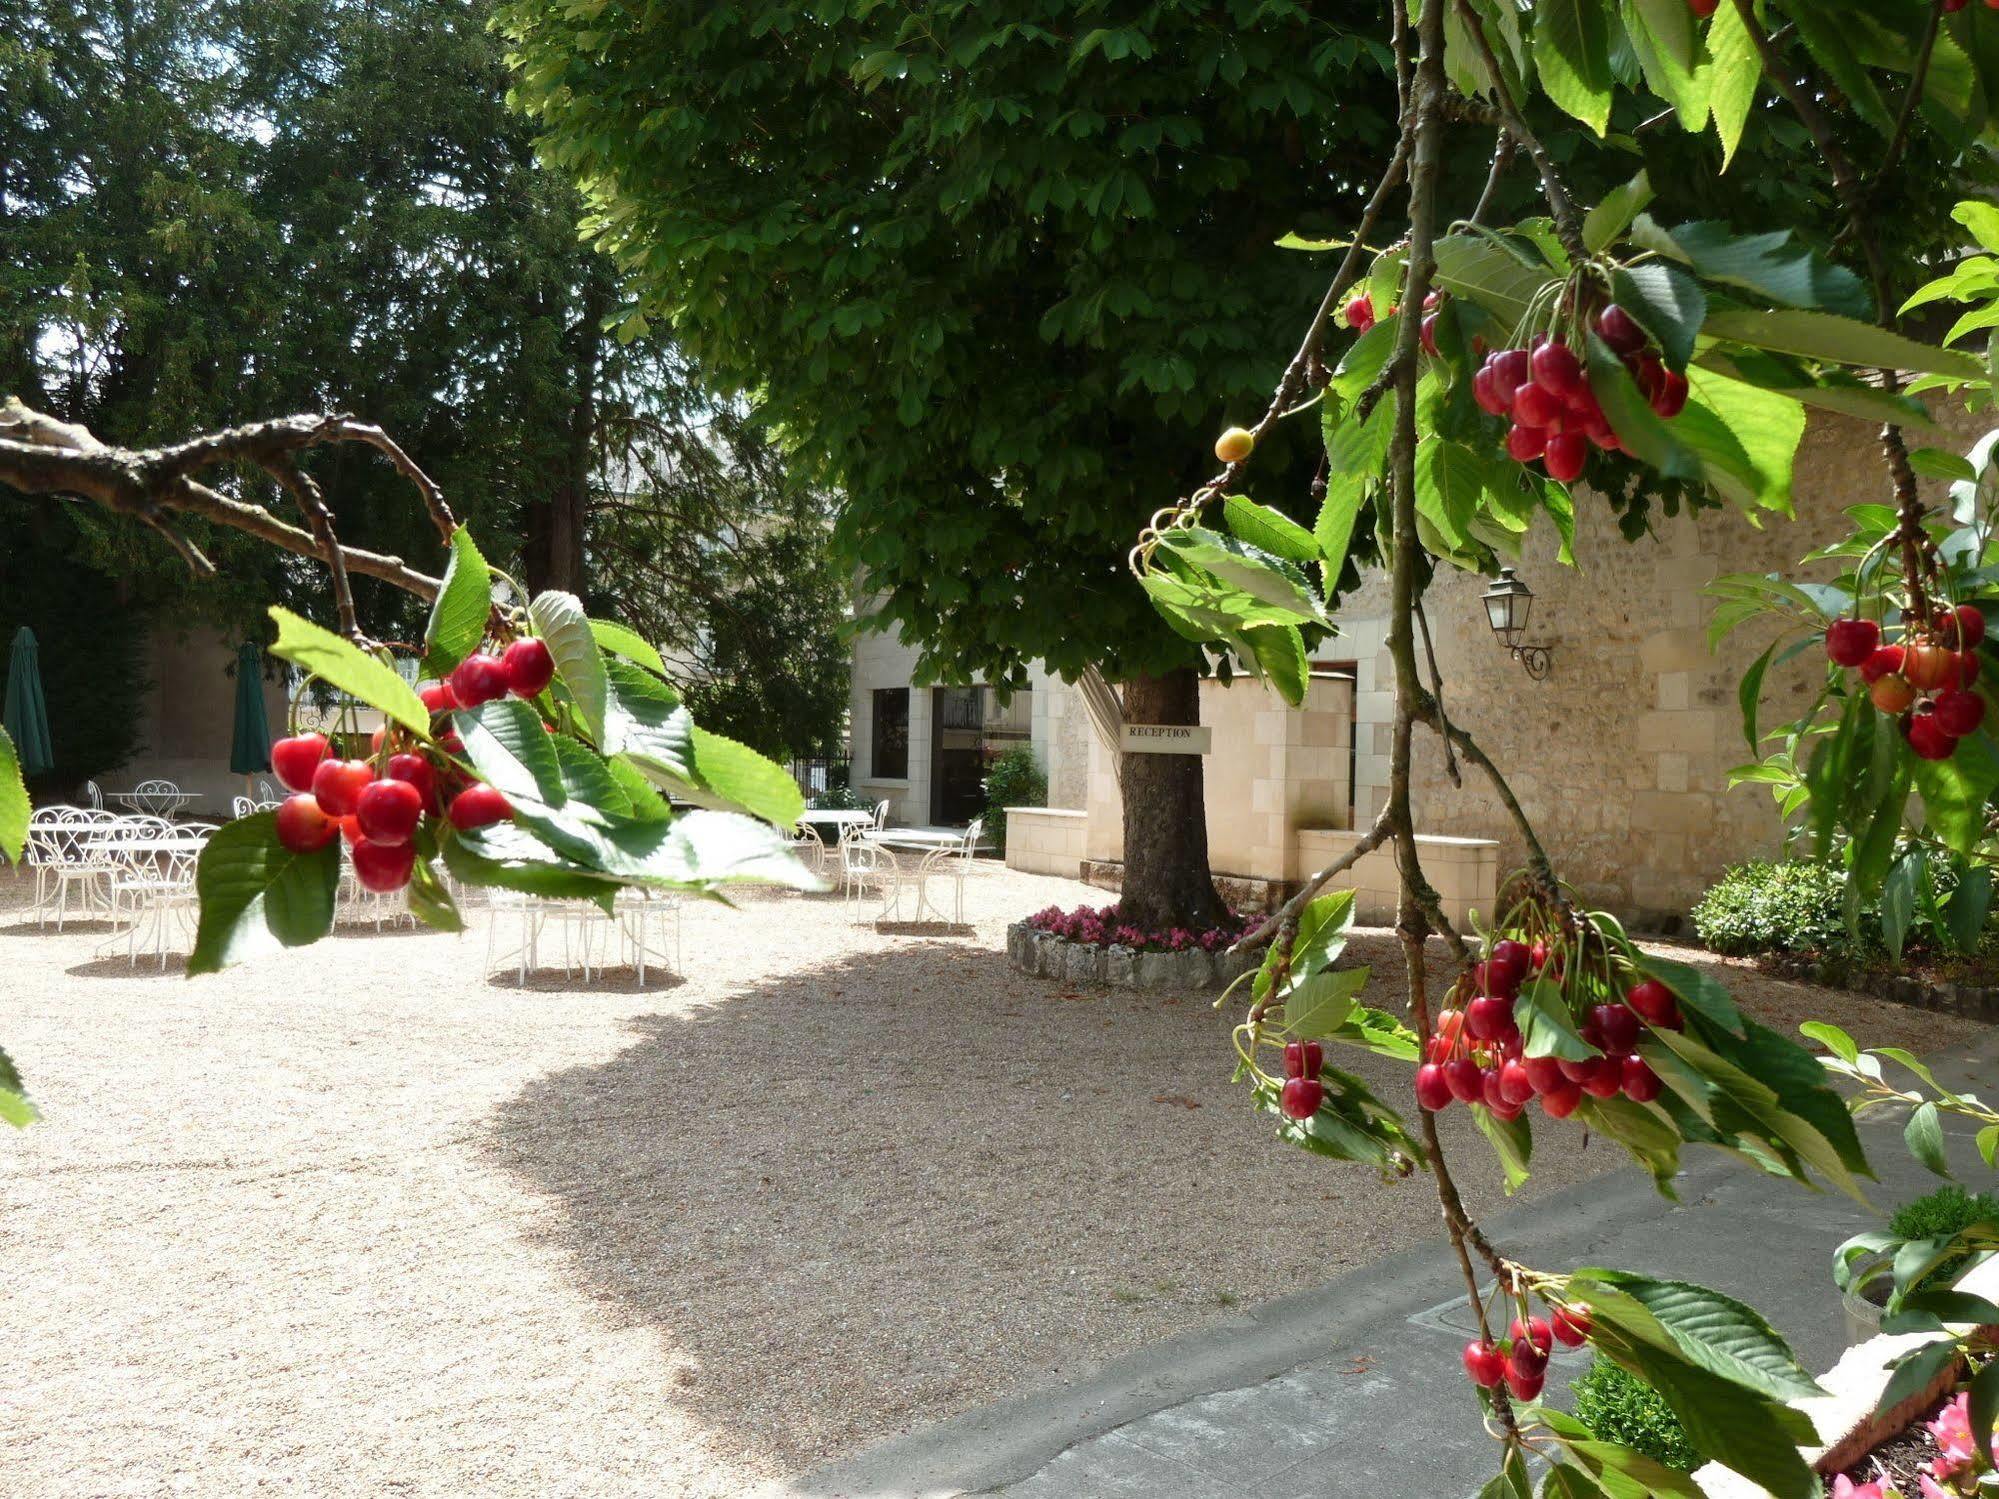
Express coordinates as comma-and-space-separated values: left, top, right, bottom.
1345, 294, 1375, 332
1473, 366, 1508, 416
1590, 1004, 1641, 1054
1962, 651, 1982, 686
1873, 674, 1919, 715
1541, 1080, 1583, 1118
339, 814, 363, 847
1552, 1306, 1593, 1347
1544, 433, 1587, 483
1473, 958, 1521, 999
448, 653, 510, 708
1506, 1365, 1546, 1402
1435, 1009, 1466, 1046
1621, 1056, 1663, 1103
1942, 604, 1988, 650
1463, 1340, 1506, 1388
1860, 644, 1905, 685
1416, 1063, 1454, 1112
1632, 353, 1667, 405
502, 638, 557, 698
419, 681, 460, 715
1509, 1315, 1552, 1353
1935, 689, 1986, 738
274, 793, 338, 854
1466, 994, 1516, 1042
1508, 1338, 1549, 1382
385, 752, 440, 813
1528, 940, 1550, 971
351, 837, 417, 893
1689, 0, 1718, 15
1512, 383, 1561, 429
1489, 939, 1531, 985
1522, 1056, 1567, 1095
272, 733, 331, 793
1580, 1057, 1625, 1098
355, 778, 424, 846
1908, 709, 1958, 761
1905, 640, 1959, 692
1283, 1040, 1325, 1079
1496, 1059, 1536, 1107
1596, 305, 1646, 355
310, 758, 375, 818
1825, 618, 1881, 668
1625, 978, 1679, 1028
1652, 368, 1689, 419
1444, 1057, 1485, 1103
448, 783, 514, 832
1280, 1076, 1325, 1120
1419, 314, 1439, 358
1504, 424, 1545, 463
1530, 341, 1584, 398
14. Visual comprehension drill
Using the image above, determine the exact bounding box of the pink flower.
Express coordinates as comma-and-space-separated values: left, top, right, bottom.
1832, 1476, 1888, 1499
1920, 1475, 1952, 1499
1929, 1392, 1980, 1479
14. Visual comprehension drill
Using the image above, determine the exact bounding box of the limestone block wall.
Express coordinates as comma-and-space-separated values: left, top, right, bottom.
1003, 807, 1088, 879
125, 623, 289, 808
1295, 828, 1499, 928
1329, 406, 1990, 926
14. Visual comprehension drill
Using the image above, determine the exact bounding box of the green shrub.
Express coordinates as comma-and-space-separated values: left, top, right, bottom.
1888, 1185, 1999, 1292
982, 745, 1046, 854
807, 785, 865, 811
1570, 1357, 1701, 1472
1691, 860, 1860, 958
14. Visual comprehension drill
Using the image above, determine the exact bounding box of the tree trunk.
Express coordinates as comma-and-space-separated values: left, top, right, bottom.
1117, 667, 1227, 929
521, 279, 604, 597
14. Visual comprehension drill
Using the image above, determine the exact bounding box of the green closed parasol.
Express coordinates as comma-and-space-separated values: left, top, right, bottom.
230, 641, 273, 776
3, 627, 54, 777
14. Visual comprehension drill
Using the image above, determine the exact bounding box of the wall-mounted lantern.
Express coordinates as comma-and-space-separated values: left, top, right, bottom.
1480, 568, 1552, 680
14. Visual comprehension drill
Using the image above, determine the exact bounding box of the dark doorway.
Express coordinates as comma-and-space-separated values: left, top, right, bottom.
928, 686, 1032, 826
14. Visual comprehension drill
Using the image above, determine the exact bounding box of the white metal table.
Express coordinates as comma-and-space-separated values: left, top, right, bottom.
797, 809, 876, 832
864, 828, 972, 924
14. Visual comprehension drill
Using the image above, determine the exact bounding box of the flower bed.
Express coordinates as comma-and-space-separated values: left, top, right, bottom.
1008, 904, 1259, 992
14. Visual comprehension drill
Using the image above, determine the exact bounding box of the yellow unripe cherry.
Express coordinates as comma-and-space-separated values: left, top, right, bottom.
1215, 426, 1256, 464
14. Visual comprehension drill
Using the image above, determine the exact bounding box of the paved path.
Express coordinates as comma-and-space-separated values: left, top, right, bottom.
795, 1029, 1999, 1499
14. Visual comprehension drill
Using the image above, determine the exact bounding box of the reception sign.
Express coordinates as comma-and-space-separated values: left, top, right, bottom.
1119, 724, 1212, 755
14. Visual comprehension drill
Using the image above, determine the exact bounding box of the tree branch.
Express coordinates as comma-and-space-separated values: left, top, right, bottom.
1453, 0, 1587, 262
0, 398, 446, 605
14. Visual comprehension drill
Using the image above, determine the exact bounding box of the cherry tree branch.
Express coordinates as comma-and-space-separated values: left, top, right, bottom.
0, 398, 447, 611
1452, 0, 1587, 263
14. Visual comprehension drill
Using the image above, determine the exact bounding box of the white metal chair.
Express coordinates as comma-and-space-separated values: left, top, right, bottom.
255, 776, 281, 803
128, 778, 186, 817
110, 840, 204, 969
871, 798, 890, 830
38, 807, 123, 929
839, 824, 898, 921
790, 821, 829, 876
911, 817, 983, 926
84, 780, 104, 810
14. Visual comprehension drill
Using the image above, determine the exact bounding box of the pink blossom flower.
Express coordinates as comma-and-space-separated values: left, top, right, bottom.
1929, 1392, 1981, 1479
1919, 1474, 1952, 1499
1831, 1476, 1888, 1499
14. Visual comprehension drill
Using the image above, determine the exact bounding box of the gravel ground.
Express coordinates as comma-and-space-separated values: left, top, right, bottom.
0, 865, 1985, 1497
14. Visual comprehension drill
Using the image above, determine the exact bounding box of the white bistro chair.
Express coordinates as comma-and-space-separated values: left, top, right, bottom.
911, 817, 983, 927
839, 823, 898, 922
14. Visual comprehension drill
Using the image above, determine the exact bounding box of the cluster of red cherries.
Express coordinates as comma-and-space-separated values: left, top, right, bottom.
1824, 605, 1988, 761
1471, 306, 1687, 485
1413, 938, 1682, 1120
268, 637, 555, 890
1461, 1302, 1592, 1403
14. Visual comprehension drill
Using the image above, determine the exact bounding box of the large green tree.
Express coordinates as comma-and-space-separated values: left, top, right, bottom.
495, 0, 1970, 925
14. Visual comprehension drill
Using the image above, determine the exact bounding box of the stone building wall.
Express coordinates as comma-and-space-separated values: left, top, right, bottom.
1331, 406, 1989, 927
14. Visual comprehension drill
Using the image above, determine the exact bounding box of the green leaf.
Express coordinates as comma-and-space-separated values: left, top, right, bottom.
1970, 1353, 1999, 1458
1587, 336, 1704, 483
0, 1042, 36, 1128
1655, 220, 1871, 319
442, 824, 618, 907
588, 618, 667, 677
1536, 1409, 1708, 1498
1738, 640, 1775, 751
1291, 889, 1358, 974
406, 854, 464, 933
1881, 847, 1922, 961
602, 657, 694, 784
1907, 447, 1979, 483
1701, 308, 1980, 380
1320, 1005, 1422, 1062
688, 725, 806, 826
1623, 0, 1707, 132
1515, 976, 1602, 1061
1912, 733, 1999, 855
1537, 1467, 1607, 1499
269, 607, 432, 737
1978, 1124, 1998, 1169
422, 527, 492, 676
1700, 0, 1760, 169
1584, 171, 1654, 254
1433, 233, 1564, 325
1255, 1065, 1424, 1180
1610, 261, 1705, 372
1155, 529, 1328, 626
1874, 1338, 1960, 1420
1414, 439, 1490, 552
1799, 1020, 1859, 1063
1578, 1095, 1683, 1195
187, 811, 339, 975
1636, 954, 1745, 1034
1787, 7, 1894, 136
1679, 369, 1805, 514
1947, 864, 1993, 956
1224, 494, 1318, 564
1905, 1100, 1950, 1179
0, 725, 26, 865
1474, 1104, 1534, 1194
456, 698, 568, 808
1282, 966, 1371, 1039
1244, 623, 1309, 707
1534, 0, 1614, 135
1571, 1270, 1827, 1401
528, 591, 610, 743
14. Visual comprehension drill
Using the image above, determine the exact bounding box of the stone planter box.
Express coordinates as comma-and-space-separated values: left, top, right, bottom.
1005, 921, 1259, 992
1695, 1258, 1999, 1497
